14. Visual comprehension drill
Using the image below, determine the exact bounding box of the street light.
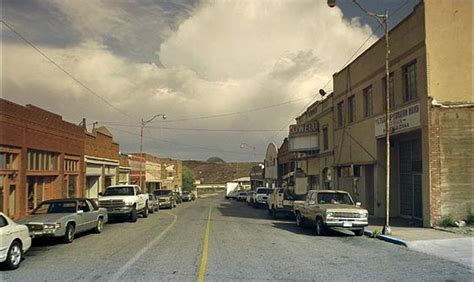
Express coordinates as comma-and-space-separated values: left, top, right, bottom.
328, 0, 391, 235
240, 142, 256, 159
139, 114, 167, 189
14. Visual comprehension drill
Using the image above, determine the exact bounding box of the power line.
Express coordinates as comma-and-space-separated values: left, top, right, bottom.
107, 126, 247, 155
0, 19, 133, 119
262, 0, 412, 148
99, 123, 286, 132
160, 94, 316, 123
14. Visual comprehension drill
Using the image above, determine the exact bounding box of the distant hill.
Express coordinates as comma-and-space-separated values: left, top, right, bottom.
183, 160, 256, 184
206, 157, 226, 164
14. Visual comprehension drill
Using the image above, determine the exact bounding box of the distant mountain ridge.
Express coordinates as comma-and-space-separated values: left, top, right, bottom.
183, 160, 256, 184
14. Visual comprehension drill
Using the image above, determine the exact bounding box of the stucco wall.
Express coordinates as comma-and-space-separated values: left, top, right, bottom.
430, 106, 474, 223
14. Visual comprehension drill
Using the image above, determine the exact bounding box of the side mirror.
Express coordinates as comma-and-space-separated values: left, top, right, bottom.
77, 210, 84, 214
98, 192, 103, 196
356, 202, 361, 207
309, 200, 316, 205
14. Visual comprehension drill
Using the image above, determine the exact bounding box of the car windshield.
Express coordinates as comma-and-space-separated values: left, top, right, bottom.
317, 193, 354, 205
33, 201, 77, 214
104, 187, 134, 196
256, 189, 271, 194
155, 190, 173, 196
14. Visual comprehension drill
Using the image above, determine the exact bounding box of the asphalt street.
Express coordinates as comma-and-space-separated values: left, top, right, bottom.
1, 194, 472, 281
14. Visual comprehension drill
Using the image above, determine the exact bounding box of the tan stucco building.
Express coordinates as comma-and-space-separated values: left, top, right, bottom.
289, 94, 334, 195
331, 0, 472, 227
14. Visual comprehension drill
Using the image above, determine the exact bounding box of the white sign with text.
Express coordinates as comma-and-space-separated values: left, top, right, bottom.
375, 103, 420, 138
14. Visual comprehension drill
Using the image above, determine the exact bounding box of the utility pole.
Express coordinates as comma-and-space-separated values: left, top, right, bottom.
327, 0, 391, 234
139, 114, 167, 189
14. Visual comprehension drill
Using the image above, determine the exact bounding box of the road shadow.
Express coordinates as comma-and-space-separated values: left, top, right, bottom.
216, 199, 271, 220
272, 221, 356, 237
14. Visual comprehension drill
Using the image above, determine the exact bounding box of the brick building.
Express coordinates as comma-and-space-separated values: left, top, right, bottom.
0, 99, 85, 219
83, 125, 120, 199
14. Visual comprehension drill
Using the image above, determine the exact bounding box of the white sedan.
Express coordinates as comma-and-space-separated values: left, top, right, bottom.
0, 212, 32, 269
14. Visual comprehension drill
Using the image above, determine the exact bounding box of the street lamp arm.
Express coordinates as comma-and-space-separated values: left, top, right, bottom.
143, 114, 167, 125
351, 0, 386, 28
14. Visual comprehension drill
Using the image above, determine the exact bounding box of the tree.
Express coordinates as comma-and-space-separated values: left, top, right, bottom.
182, 167, 195, 192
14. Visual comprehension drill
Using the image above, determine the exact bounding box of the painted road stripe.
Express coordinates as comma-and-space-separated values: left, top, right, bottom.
112, 211, 178, 281
197, 205, 212, 282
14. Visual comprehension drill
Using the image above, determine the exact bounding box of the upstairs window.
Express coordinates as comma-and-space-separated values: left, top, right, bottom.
403, 61, 417, 102
363, 86, 373, 118
382, 73, 395, 110
322, 127, 329, 151
348, 95, 356, 123
337, 101, 344, 127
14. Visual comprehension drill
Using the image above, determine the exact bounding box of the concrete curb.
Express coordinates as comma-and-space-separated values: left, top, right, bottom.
364, 229, 408, 247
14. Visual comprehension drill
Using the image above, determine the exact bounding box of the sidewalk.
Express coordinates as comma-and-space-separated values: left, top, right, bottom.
366, 217, 473, 270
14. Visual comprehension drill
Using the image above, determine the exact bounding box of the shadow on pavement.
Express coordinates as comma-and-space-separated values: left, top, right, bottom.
272, 221, 356, 237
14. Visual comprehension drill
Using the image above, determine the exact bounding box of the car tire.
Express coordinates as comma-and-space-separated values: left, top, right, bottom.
142, 204, 149, 218
315, 217, 326, 236
130, 206, 138, 222
94, 217, 104, 233
296, 212, 304, 228
149, 206, 154, 214
64, 223, 75, 243
354, 228, 364, 236
5, 241, 22, 270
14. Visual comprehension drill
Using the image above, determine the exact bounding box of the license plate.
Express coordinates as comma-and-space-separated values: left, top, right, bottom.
343, 221, 352, 227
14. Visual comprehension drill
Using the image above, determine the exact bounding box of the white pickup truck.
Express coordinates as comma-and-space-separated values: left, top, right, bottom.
98, 185, 149, 222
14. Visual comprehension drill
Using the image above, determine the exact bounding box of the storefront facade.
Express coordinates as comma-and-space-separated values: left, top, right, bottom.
0, 99, 85, 219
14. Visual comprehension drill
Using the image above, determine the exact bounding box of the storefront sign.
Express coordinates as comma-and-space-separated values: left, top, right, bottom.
375, 103, 420, 138
289, 135, 319, 152
289, 121, 319, 137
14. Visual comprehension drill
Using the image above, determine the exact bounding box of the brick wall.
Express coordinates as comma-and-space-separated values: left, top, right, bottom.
85, 127, 119, 161
0, 99, 85, 219
430, 105, 474, 223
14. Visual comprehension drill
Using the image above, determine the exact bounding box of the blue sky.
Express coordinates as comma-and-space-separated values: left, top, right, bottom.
1, 0, 420, 162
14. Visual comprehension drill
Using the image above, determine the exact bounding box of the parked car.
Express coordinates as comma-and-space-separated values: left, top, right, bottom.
267, 187, 301, 219
253, 187, 272, 208
19, 198, 108, 243
148, 194, 159, 213
98, 185, 149, 222
181, 191, 193, 202
293, 190, 368, 236
154, 189, 176, 209
236, 191, 248, 201
0, 212, 31, 269
227, 190, 238, 199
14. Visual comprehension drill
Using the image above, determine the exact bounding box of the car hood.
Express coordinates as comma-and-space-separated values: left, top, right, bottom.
99, 195, 134, 201
18, 213, 72, 224
322, 204, 367, 212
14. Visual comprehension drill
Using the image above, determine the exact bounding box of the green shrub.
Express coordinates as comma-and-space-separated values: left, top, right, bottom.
371, 229, 382, 238
441, 215, 455, 227
467, 211, 474, 225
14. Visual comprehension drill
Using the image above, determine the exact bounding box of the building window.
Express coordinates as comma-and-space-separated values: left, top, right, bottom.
68, 175, 77, 198
348, 95, 356, 123
0, 153, 17, 170
363, 86, 373, 118
403, 60, 417, 101
337, 101, 344, 127
382, 73, 395, 110
64, 159, 78, 172
27, 150, 59, 171
323, 127, 329, 150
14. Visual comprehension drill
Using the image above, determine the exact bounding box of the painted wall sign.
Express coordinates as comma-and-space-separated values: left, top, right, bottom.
375, 103, 420, 138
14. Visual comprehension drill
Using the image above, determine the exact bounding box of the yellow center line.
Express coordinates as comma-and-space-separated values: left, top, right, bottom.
197, 204, 212, 282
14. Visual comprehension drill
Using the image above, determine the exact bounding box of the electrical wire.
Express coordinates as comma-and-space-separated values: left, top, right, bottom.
0, 19, 133, 119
